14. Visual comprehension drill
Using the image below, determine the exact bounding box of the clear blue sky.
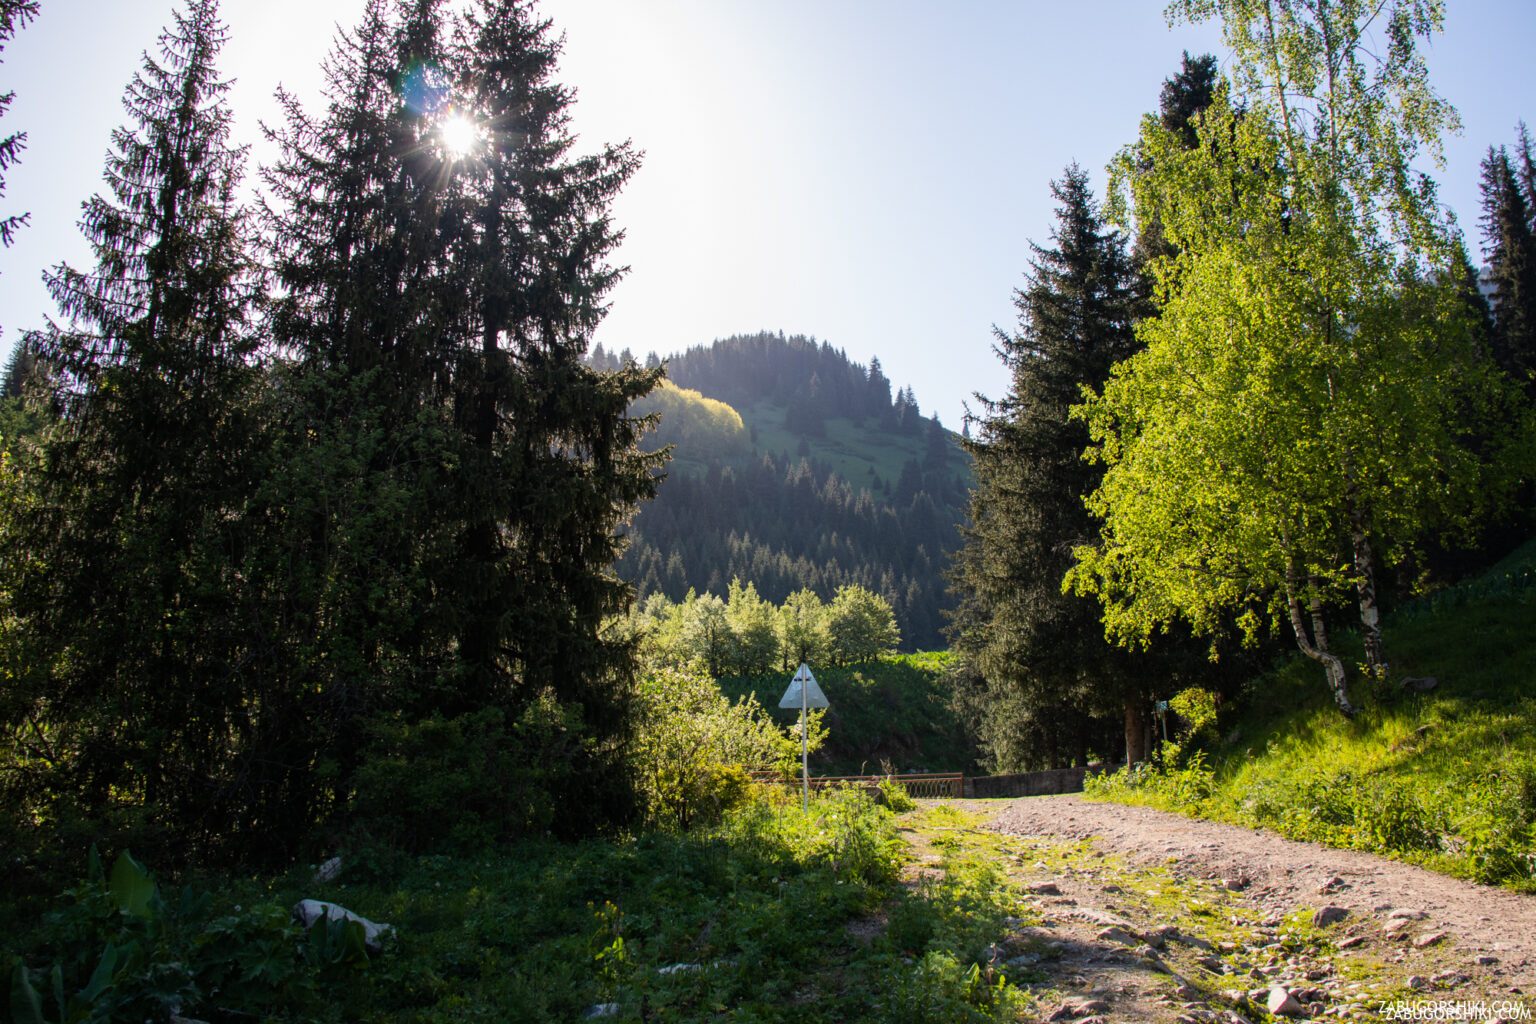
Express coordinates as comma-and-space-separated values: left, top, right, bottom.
2, 0, 1533, 428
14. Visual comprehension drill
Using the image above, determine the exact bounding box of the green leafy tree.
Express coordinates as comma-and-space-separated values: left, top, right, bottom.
2, 0, 264, 849
1133, 50, 1220, 266
948, 165, 1151, 768
1070, 0, 1511, 714
825, 584, 900, 667
778, 588, 829, 670
726, 578, 780, 675
676, 591, 732, 678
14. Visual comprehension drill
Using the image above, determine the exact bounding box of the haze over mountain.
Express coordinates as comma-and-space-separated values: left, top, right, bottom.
589, 332, 969, 650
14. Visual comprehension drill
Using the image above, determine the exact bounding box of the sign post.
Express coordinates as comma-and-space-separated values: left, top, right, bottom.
778, 662, 828, 811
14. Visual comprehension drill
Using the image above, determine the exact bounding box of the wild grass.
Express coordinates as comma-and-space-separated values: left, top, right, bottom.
6, 788, 1031, 1023
1087, 540, 1536, 889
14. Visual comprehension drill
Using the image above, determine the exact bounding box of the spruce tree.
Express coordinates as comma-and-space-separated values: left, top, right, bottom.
451, 0, 659, 832
3, 0, 263, 852
263, 0, 659, 837
949, 165, 1149, 769
261, 0, 467, 770
1480, 143, 1536, 392
0, 0, 37, 251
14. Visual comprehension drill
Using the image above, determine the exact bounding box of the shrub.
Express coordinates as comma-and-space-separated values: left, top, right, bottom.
631, 666, 810, 831
877, 777, 918, 812
1084, 755, 1213, 812
721, 784, 903, 888
1161, 687, 1220, 765
8, 849, 348, 1024
350, 696, 578, 853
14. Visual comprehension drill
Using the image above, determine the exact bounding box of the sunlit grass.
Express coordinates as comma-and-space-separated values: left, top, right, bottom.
1088, 540, 1536, 889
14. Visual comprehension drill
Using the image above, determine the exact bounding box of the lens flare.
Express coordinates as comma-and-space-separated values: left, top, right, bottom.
439, 114, 479, 159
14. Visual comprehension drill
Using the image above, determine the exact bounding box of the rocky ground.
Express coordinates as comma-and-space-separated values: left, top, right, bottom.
900, 795, 1536, 1024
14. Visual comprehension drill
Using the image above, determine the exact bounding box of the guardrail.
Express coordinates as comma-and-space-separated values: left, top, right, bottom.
752, 767, 1102, 799
751, 771, 966, 799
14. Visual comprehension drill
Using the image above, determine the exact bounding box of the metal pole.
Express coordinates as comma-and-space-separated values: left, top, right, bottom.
801, 682, 809, 812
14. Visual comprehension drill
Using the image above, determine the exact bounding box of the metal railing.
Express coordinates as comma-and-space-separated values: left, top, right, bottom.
752, 771, 966, 799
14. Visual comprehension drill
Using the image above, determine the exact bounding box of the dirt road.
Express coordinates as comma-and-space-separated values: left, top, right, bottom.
907, 795, 1536, 1022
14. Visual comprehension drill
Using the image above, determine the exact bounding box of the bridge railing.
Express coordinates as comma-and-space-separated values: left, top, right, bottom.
750, 771, 966, 799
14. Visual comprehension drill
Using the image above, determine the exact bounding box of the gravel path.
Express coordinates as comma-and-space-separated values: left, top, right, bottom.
986, 794, 1536, 996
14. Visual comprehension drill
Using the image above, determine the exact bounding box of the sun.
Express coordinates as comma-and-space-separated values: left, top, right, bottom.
438, 113, 480, 159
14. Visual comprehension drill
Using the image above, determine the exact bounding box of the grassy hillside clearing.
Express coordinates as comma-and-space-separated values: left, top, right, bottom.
1087, 540, 1536, 889
7, 790, 1046, 1024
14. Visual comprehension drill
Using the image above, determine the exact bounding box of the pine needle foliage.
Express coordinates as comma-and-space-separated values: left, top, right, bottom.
948, 166, 1148, 771
3, 0, 266, 855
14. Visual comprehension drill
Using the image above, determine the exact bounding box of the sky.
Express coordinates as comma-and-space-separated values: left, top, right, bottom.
2, 1, 1534, 429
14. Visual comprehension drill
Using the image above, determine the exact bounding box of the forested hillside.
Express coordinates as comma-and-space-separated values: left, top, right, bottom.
590, 333, 969, 650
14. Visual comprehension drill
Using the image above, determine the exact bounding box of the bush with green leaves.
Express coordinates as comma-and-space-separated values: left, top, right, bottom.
350, 696, 581, 852
1161, 686, 1219, 765
879, 950, 1025, 1024
631, 666, 818, 830
877, 776, 918, 812
1084, 752, 1214, 812
7, 849, 362, 1024
720, 783, 904, 889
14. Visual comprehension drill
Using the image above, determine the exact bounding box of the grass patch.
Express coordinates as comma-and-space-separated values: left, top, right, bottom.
1087, 540, 1536, 889
6, 789, 1038, 1023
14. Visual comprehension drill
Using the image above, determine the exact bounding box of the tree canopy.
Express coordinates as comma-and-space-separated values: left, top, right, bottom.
1069, 0, 1513, 714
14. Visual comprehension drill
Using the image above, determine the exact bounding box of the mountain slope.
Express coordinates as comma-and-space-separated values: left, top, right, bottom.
591, 333, 969, 650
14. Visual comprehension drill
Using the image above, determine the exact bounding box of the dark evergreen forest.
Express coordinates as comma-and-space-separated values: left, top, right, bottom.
590, 333, 969, 650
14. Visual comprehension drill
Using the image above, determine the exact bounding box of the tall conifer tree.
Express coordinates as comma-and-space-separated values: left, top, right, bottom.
0, 0, 36, 255
1480, 143, 1536, 392
3, 0, 263, 851
262, 0, 659, 836
949, 165, 1148, 770
449, 0, 659, 830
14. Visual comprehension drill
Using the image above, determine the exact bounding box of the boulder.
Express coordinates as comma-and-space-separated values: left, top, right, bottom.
1049, 998, 1110, 1020
1265, 986, 1305, 1017
1388, 908, 1428, 921
291, 899, 394, 953
1311, 906, 1348, 928
1096, 926, 1138, 946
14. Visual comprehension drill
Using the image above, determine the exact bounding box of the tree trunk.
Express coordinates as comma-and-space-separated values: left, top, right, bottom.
1341, 460, 1387, 679
1286, 584, 1356, 716
1307, 576, 1330, 654
1349, 522, 1386, 679
1123, 699, 1149, 766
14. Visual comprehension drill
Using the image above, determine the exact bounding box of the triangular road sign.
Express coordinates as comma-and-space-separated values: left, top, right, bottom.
778, 662, 829, 709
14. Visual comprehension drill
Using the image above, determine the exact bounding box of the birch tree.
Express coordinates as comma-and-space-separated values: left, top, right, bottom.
1068, 0, 1511, 714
